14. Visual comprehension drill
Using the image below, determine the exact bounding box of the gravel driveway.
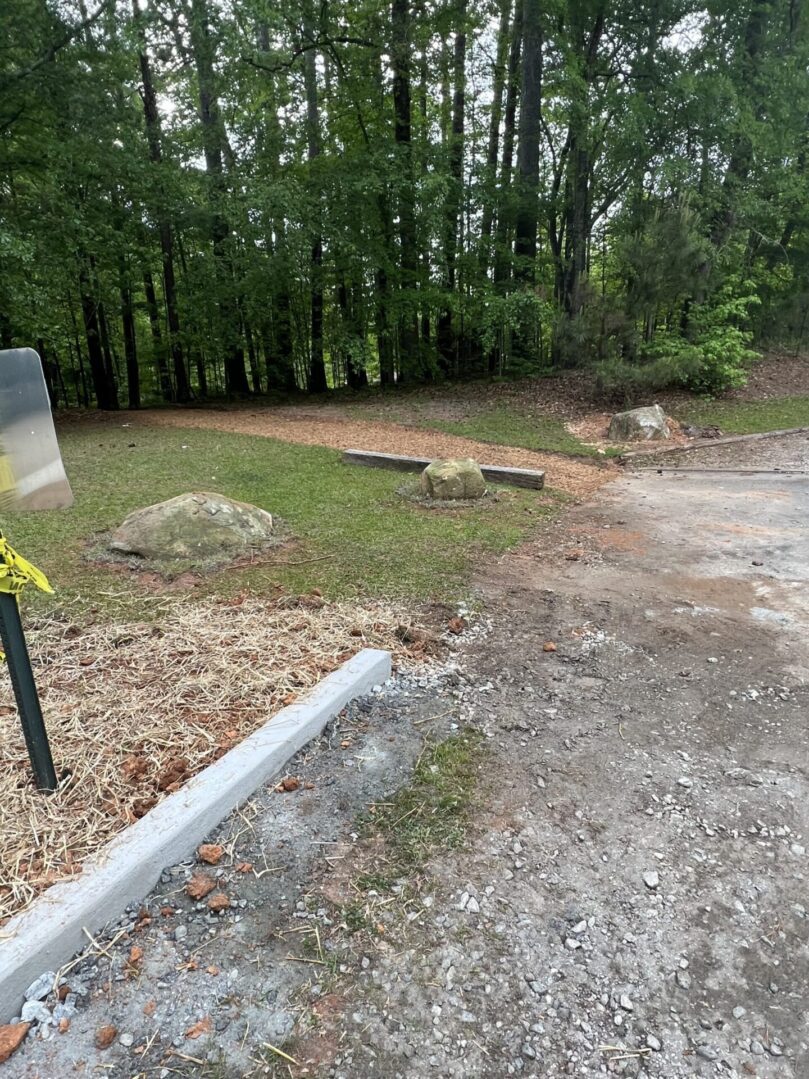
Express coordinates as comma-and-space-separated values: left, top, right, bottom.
8, 434, 809, 1078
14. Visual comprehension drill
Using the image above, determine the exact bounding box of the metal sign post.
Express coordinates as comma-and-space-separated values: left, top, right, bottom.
0, 347, 73, 792
0, 591, 57, 790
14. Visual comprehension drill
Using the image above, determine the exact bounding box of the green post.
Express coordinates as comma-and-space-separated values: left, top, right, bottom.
0, 591, 57, 792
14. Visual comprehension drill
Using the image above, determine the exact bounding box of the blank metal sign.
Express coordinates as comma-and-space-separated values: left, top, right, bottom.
0, 348, 73, 511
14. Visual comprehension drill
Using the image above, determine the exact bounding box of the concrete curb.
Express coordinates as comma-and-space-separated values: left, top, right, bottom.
0, 647, 391, 1019
620, 425, 809, 462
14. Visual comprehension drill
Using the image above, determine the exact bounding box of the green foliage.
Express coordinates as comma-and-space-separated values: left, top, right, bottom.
672, 286, 760, 396
596, 283, 759, 399
2, 0, 809, 402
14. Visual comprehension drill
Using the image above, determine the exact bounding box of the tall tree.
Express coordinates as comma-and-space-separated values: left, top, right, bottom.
188, 0, 250, 395
437, 0, 468, 373
302, 5, 328, 393
134, 0, 190, 402
391, 0, 420, 378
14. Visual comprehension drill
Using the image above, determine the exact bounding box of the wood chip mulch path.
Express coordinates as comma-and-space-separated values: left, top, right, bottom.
129, 408, 617, 498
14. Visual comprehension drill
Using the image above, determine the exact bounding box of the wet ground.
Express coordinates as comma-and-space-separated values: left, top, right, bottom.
8, 432, 809, 1078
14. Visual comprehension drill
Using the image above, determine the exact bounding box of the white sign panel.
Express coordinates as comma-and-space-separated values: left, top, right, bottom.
0, 348, 73, 511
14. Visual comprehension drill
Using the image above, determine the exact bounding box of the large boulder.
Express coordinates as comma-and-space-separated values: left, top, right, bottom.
109, 492, 274, 562
608, 404, 670, 441
420, 458, 486, 500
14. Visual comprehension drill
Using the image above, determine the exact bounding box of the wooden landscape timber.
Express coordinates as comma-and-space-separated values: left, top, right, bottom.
343, 449, 545, 490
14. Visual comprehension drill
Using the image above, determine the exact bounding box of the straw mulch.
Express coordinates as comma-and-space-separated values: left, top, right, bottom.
0, 595, 423, 927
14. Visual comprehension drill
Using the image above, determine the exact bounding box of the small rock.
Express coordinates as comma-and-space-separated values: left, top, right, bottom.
20, 1001, 51, 1026
207, 893, 230, 913
95, 1025, 118, 1050
646, 1034, 661, 1052
696, 1044, 718, 1061
564, 938, 581, 951
769, 1042, 784, 1057
643, 870, 660, 889
750, 1040, 766, 1056
174, 925, 188, 942
619, 994, 633, 1012
676, 971, 691, 990
0, 1023, 30, 1064
732, 1006, 746, 1020
119, 1032, 134, 1047
677, 777, 693, 789
522, 1043, 536, 1060
24, 972, 55, 1002
790, 843, 805, 856
465, 897, 480, 914
186, 873, 216, 900
197, 844, 224, 865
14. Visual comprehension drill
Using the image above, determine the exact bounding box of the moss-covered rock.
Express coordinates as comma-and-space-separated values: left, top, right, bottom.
420, 458, 486, 500
109, 492, 274, 563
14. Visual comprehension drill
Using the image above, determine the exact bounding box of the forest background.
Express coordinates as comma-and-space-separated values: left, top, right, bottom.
2, 0, 808, 409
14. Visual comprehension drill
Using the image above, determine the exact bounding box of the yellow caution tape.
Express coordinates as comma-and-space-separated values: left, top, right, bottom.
0, 533, 53, 596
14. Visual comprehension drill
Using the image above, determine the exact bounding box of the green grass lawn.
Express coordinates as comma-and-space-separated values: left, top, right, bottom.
675, 396, 809, 434
422, 408, 621, 457
6, 423, 550, 619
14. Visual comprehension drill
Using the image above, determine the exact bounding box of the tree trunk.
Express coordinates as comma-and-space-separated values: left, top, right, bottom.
493, 0, 523, 291
437, 0, 467, 373
375, 264, 395, 386
244, 317, 262, 394
302, 21, 328, 394
143, 269, 173, 401
514, 0, 542, 278
79, 265, 118, 410
256, 22, 298, 392
67, 294, 91, 406
135, 2, 190, 403
552, 5, 604, 366
121, 281, 140, 409
37, 339, 56, 407
391, 0, 420, 378
189, 0, 249, 395
480, 0, 511, 275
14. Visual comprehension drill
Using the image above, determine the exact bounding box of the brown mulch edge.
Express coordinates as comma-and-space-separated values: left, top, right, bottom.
106, 409, 616, 499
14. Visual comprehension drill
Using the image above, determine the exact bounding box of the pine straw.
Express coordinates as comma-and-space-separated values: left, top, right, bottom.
0, 595, 423, 927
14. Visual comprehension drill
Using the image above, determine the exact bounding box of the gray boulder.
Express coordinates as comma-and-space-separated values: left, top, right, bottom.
109, 492, 274, 562
608, 404, 670, 441
420, 458, 486, 500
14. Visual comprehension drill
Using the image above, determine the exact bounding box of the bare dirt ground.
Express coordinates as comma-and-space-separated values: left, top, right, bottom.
122, 408, 614, 499
8, 433, 809, 1078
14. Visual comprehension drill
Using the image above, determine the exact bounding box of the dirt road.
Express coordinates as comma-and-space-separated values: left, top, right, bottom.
9, 434, 809, 1078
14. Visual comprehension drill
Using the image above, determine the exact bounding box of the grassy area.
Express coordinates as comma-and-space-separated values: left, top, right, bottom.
6, 423, 549, 618
357, 729, 482, 888
420, 408, 611, 457
676, 395, 809, 434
